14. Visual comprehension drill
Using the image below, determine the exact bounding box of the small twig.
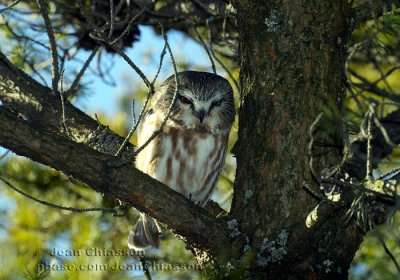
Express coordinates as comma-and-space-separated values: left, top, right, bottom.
133, 25, 179, 156
115, 0, 125, 16
133, 42, 167, 130
0, 150, 10, 161
370, 108, 396, 147
115, 99, 137, 157
219, 189, 233, 208
59, 70, 72, 138
193, 26, 216, 74
346, 84, 366, 116
67, 45, 100, 97
365, 107, 373, 180
376, 168, 400, 181
352, 0, 399, 29
76, 0, 99, 31
190, 0, 235, 18
115, 34, 169, 157
373, 65, 400, 85
2, 20, 50, 51
59, 51, 68, 80
191, 0, 218, 16
139, 256, 153, 280
79, 0, 150, 88
38, 0, 60, 92
370, 59, 397, 94
350, 69, 400, 102
303, 181, 324, 201
206, 19, 239, 92
0, 176, 117, 213
345, 193, 363, 224
107, 0, 115, 40
115, 41, 168, 156
130, 99, 138, 132
106, 42, 151, 87
94, 113, 101, 124
96, 51, 117, 86
152, 43, 167, 86
345, 42, 370, 115
321, 178, 394, 202
0, 0, 20, 13
308, 113, 323, 184
377, 101, 400, 107
87, 2, 149, 46
109, 3, 150, 45
376, 231, 400, 275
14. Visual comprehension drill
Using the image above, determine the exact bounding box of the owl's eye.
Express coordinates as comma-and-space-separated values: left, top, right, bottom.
211, 99, 222, 107
179, 95, 192, 105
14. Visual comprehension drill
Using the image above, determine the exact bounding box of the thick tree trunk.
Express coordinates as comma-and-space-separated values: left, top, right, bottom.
222, 1, 362, 279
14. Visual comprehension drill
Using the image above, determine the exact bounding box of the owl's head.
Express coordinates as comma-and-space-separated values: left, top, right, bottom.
152, 71, 235, 133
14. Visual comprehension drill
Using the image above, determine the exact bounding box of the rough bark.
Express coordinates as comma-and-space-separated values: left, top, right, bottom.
230, 1, 360, 279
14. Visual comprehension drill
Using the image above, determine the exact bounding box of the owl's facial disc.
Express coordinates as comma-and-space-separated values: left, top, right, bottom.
174, 91, 226, 130
154, 71, 234, 132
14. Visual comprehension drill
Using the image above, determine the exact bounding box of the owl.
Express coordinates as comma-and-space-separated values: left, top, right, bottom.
128, 71, 235, 250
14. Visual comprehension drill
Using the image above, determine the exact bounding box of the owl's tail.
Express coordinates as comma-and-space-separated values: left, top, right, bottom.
128, 213, 161, 250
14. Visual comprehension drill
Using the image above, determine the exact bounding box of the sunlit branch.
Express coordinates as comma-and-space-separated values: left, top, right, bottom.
67, 46, 100, 97
38, 0, 60, 92
0, 176, 119, 214
132, 25, 179, 157
193, 26, 217, 74
0, 0, 21, 14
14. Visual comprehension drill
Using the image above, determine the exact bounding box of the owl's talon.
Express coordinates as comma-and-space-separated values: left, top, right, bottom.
187, 194, 201, 206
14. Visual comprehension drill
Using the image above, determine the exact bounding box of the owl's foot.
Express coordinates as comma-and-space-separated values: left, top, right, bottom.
187, 194, 196, 203
188, 194, 202, 206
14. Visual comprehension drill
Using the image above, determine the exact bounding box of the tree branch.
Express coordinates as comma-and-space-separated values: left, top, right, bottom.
307, 109, 400, 231
0, 108, 229, 253
345, 109, 400, 180
0, 50, 133, 161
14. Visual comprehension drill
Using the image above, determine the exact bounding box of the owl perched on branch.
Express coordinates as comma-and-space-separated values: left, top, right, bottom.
128, 71, 235, 250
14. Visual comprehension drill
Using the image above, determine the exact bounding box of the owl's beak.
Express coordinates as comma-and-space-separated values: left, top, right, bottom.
196, 109, 205, 123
